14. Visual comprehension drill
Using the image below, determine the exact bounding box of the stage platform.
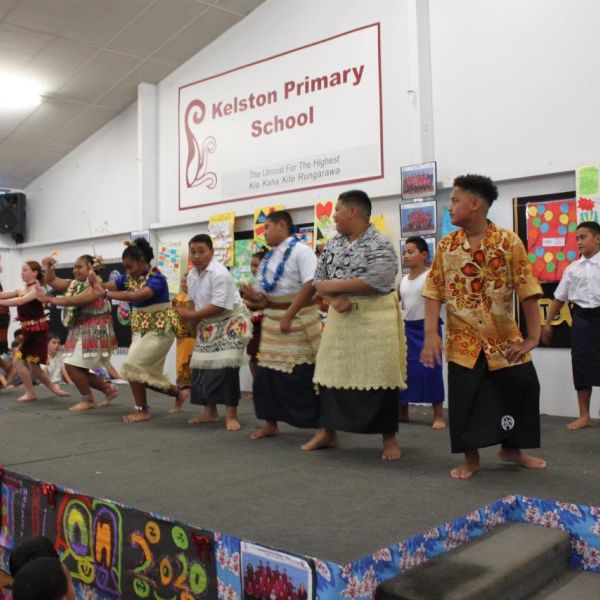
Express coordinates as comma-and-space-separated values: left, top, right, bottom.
0, 384, 599, 565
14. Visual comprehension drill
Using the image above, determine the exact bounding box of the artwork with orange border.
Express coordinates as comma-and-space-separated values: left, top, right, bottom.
526, 198, 578, 283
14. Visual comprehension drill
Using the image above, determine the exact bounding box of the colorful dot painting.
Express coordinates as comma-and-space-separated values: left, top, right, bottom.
526, 198, 578, 282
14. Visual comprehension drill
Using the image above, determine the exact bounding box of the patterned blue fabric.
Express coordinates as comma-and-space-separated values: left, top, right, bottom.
115, 272, 170, 307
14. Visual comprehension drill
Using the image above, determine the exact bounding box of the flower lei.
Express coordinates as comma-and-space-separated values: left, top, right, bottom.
126, 266, 160, 291
62, 279, 90, 327
260, 237, 298, 293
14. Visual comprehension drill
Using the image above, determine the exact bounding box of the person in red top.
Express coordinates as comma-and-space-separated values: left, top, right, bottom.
0, 261, 69, 402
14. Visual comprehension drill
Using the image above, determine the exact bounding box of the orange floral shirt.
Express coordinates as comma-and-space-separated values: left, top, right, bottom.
422, 221, 542, 370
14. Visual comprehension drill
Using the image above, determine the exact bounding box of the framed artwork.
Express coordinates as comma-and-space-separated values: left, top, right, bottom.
240, 541, 315, 600
399, 200, 437, 236
401, 161, 437, 199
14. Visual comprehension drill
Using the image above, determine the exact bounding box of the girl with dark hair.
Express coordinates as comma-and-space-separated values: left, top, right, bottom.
0, 261, 69, 402
40, 254, 119, 411
91, 238, 183, 422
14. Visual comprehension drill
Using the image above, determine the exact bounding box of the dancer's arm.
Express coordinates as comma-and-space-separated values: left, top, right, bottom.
42, 285, 103, 307
0, 287, 36, 307
0, 287, 18, 300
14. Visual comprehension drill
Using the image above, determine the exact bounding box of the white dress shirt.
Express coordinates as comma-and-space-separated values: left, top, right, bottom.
554, 251, 600, 308
259, 236, 317, 297
187, 260, 241, 310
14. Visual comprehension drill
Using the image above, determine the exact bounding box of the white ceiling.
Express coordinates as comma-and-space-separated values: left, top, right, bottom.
0, 0, 264, 189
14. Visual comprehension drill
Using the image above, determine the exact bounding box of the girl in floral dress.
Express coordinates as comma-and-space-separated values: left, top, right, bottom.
0, 261, 69, 402
40, 254, 119, 411
170, 274, 194, 412
92, 238, 184, 423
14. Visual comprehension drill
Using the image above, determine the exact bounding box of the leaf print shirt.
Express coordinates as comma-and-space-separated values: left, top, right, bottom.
422, 221, 542, 370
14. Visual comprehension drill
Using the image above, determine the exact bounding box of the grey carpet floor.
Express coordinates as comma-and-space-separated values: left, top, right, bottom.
0, 385, 599, 564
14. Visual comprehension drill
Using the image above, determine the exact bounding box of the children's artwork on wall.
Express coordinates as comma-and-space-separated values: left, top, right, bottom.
401, 161, 436, 199
370, 215, 388, 235
208, 212, 235, 266
314, 200, 337, 246
440, 205, 459, 238
576, 164, 600, 224
254, 205, 284, 249
526, 198, 578, 283
400, 236, 436, 274
157, 242, 184, 294
399, 200, 436, 236
297, 226, 314, 248
230, 239, 254, 287
240, 541, 314, 600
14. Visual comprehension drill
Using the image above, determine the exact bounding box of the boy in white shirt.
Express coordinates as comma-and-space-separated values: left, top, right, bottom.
175, 234, 251, 431
541, 221, 600, 430
398, 237, 445, 429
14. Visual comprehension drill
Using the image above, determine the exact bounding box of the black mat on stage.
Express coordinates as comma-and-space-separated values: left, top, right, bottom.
0, 386, 599, 564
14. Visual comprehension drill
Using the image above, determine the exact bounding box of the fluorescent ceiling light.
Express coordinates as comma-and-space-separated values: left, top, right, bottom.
0, 74, 42, 109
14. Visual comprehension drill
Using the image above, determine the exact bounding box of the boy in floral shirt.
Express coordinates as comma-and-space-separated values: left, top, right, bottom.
421, 174, 547, 479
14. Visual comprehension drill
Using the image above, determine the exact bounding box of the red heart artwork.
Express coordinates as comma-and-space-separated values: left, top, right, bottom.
316, 201, 333, 220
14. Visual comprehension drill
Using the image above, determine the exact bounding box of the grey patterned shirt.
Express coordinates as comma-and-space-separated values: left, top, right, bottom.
314, 224, 398, 294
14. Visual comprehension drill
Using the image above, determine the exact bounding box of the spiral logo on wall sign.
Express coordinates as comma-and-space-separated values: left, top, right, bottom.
184, 100, 217, 190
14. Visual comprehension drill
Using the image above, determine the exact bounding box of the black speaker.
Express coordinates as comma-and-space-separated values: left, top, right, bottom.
0, 192, 26, 243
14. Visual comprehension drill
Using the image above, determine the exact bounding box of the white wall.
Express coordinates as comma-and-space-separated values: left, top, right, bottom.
429, 0, 600, 184
23, 102, 139, 246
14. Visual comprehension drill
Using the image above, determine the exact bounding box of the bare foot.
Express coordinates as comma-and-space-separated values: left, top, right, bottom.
188, 413, 220, 425
123, 411, 151, 423
498, 448, 547, 469
382, 435, 402, 460
52, 386, 70, 397
226, 418, 242, 431
398, 404, 409, 423
451, 462, 480, 479
250, 422, 279, 440
98, 384, 119, 407
170, 388, 190, 414
566, 416, 590, 430
69, 400, 96, 412
432, 418, 447, 430
17, 394, 37, 403
301, 429, 337, 451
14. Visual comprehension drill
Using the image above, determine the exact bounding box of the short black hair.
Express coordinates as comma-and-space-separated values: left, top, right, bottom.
405, 236, 429, 256
9, 536, 59, 576
189, 234, 213, 250
338, 190, 372, 219
48, 333, 61, 342
577, 221, 600, 235
122, 238, 154, 263
453, 174, 498, 206
14, 329, 23, 337
266, 210, 293, 234
12, 557, 67, 600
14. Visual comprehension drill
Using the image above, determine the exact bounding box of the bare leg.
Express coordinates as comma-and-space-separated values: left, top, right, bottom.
382, 433, 402, 460
123, 381, 151, 423
87, 372, 119, 406
498, 447, 547, 469
188, 404, 220, 425
451, 449, 481, 479
398, 403, 409, 423
567, 388, 591, 430
301, 428, 337, 451
65, 364, 95, 411
225, 405, 241, 431
30, 364, 70, 397
249, 359, 258, 379
14, 358, 36, 402
432, 403, 447, 430
169, 387, 190, 413
250, 420, 279, 440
